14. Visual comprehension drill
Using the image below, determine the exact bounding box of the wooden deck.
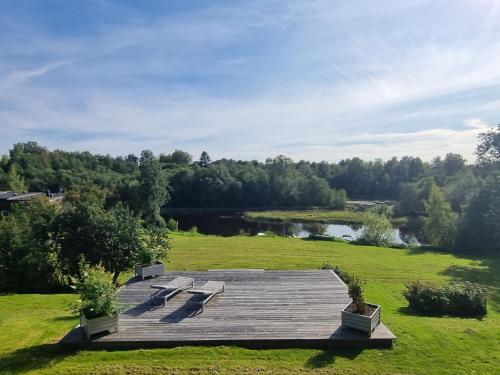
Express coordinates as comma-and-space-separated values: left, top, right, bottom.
60, 270, 396, 349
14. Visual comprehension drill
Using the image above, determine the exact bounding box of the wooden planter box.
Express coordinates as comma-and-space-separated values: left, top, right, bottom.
341, 302, 380, 335
80, 313, 118, 340
135, 262, 165, 280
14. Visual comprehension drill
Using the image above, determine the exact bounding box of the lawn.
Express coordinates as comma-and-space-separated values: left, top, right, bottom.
0, 232, 499, 374
243, 209, 364, 224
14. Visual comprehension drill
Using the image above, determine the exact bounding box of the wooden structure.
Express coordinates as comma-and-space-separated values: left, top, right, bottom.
61, 270, 396, 348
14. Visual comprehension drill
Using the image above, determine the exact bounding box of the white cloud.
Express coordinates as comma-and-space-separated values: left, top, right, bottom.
1, 0, 500, 162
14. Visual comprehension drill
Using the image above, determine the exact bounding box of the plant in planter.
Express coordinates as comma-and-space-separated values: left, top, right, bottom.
341, 275, 381, 335
74, 267, 119, 340
135, 226, 170, 280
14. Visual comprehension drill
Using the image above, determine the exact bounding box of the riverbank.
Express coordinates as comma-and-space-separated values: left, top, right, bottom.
243, 209, 364, 224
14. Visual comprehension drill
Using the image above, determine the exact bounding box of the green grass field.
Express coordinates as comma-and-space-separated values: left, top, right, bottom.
1, 232, 499, 374
244, 209, 364, 223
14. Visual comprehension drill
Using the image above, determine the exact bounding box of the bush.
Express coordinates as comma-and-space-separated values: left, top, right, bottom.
360, 211, 395, 247
75, 267, 119, 319
403, 281, 487, 317
320, 263, 365, 312
166, 218, 179, 231
321, 263, 350, 284
137, 226, 170, 265
347, 276, 365, 313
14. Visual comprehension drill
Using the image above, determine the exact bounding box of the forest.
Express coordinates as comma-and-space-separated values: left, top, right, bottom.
0, 126, 499, 261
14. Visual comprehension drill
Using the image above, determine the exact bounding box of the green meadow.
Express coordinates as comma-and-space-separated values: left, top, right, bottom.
1, 232, 498, 374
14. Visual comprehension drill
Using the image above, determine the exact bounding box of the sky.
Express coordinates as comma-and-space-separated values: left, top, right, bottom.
1, 0, 500, 162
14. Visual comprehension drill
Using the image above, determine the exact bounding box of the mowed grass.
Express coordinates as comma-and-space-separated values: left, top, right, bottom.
244, 209, 364, 223
1, 232, 499, 374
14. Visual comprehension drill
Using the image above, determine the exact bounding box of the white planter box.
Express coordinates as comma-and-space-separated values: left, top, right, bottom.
341, 302, 380, 335
135, 262, 165, 280
81, 313, 118, 340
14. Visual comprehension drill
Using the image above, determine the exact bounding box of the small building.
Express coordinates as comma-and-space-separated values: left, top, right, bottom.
0, 191, 64, 212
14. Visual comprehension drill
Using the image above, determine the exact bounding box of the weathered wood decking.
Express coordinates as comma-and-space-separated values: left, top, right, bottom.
60, 270, 396, 348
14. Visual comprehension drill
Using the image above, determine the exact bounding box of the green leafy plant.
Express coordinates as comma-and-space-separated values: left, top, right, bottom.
137, 226, 170, 265
321, 263, 351, 284
359, 211, 395, 247
403, 281, 487, 317
74, 267, 118, 319
347, 275, 366, 314
166, 218, 179, 231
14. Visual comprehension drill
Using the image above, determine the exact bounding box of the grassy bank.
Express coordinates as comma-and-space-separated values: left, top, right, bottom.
243, 209, 364, 224
1, 232, 499, 374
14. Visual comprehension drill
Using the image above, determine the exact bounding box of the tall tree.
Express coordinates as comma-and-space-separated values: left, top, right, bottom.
476, 125, 500, 166
199, 151, 211, 167
456, 173, 500, 254
7, 165, 27, 191
424, 185, 457, 249
139, 150, 168, 226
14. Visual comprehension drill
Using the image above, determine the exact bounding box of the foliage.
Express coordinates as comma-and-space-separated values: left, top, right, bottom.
199, 151, 211, 167
347, 276, 365, 313
137, 226, 170, 265
476, 124, 500, 167
75, 267, 119, 319
359, 211, 395, 247
320, 263, 350, 284
403, 281, 487, 317
160, 150, 192, 165
7, 164, 27, 191
166, 217, 179, 231
456, 173, 500, 254
139, 150, 169, 227
0, 197, 64, 292
320, 263, 365, 313
423, 184, 458, 249
55, 202, 144, 284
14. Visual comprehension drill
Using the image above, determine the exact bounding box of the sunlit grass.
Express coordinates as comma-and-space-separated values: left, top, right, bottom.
0, 232, 498, 374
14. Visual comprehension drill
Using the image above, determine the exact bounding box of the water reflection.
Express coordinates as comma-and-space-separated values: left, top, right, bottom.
170, 213, 420, 245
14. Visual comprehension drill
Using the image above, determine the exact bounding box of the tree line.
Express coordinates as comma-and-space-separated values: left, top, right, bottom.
0, 125, 499, 257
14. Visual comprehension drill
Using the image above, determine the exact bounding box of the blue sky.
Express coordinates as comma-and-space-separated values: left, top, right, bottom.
1, 0, 500, 162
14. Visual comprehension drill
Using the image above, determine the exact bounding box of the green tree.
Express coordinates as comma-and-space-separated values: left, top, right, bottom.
360, 211, 395, 247
139, 150, 168, 227
161, 150, 192, 165
398, 183, 422, 216
424, 185, 457, 249
476, 125, 500, 166
456, 174, 500, 254
7, 165, 27, 191
443, 153, 466, 176
55, 202, 144, 284
199, 151, 211, 167
0, 197, 63, 292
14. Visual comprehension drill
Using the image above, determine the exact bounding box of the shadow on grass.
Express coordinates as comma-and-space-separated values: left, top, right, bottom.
440, 256, 500, 309
0, 344, 77, 374
305, 348, 363, 368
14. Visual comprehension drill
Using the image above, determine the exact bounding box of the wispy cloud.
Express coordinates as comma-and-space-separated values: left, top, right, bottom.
0, 0, 499, 161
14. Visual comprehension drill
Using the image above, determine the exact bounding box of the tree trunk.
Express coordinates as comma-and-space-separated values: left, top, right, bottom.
112, 271, 120, 286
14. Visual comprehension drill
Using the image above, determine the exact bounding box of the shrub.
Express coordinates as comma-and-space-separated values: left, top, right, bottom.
321, 263, 350, 284
444, 282, 487, 316
166, 218, 179, 231
320, 263, 365, 312
403, 281, 487, 317
347, 276, 365, 313
360, 211, 395, 247
75, 267, 118, 319
137, 226, 170, 265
